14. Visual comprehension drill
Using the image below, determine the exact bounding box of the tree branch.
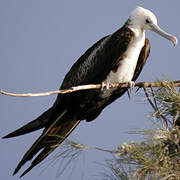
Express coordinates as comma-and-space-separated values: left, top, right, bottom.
0, 80, 180, 98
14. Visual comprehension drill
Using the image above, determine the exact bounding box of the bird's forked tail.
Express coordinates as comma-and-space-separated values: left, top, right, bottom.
3, 107, 80, 177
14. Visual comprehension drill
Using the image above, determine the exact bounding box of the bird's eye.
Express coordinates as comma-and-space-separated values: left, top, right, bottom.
146, 19, 150, 24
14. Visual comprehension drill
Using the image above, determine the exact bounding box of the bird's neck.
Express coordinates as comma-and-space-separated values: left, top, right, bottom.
125, 19, 145, 41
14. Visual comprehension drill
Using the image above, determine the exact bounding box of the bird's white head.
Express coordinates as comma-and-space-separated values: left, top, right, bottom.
129, 6, 178, 46
130, 7, 157, 30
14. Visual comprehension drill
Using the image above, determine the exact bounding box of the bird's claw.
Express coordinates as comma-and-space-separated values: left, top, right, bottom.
127, 81, 135, 99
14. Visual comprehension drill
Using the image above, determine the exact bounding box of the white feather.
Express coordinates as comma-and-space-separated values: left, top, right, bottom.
104, 31, 145, 84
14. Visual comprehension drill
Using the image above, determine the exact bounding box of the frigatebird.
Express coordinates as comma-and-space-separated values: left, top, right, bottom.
3, 6, 177, 177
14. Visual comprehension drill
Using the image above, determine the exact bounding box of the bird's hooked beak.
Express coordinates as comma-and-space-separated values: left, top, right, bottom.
149, 23, 178, 46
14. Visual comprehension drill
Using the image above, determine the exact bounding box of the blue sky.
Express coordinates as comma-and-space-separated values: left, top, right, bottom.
0, 1, 180, 180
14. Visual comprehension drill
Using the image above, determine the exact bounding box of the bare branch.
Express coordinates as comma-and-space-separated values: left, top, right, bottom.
0, 80, 180, 98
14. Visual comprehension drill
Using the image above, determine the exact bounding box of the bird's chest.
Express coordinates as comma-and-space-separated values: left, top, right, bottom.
104, 37, 145, 84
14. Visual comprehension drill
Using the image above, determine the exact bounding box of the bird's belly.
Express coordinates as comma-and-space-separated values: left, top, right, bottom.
105, 57, 137, 84
104, 38, 145, 84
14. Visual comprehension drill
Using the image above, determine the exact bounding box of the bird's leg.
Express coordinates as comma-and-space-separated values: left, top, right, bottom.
127, 81, 135, 99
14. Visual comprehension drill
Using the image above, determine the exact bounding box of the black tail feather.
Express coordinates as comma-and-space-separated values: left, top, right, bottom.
19, 117, 80, 178
3, 107, 53, 139
13, 109, 68, 176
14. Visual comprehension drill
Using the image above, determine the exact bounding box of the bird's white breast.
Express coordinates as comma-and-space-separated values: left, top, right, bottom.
104, 30, 145, 85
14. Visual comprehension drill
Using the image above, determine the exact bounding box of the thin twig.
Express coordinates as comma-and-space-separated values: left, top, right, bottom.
0, 80, 180, 98
143, 87, 171, 127
143, 87, 157, 112
66, 141, 120, 154
173, 112, 179, 126
91, 147, 120, 154
150, 86, 158, 110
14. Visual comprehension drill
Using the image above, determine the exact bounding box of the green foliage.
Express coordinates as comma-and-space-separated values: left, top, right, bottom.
152, 81, 180, 125
106, 127, 180, 179
105, 82, 180, 180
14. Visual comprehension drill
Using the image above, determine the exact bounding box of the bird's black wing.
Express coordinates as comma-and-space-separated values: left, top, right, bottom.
52, 25, 135, 122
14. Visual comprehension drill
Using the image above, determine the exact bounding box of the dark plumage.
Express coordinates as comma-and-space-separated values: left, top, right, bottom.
3, 24, 150, 177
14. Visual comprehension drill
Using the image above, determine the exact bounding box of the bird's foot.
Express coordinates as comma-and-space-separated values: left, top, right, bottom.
101, 82, 110, 92
128, 81, 135, 90
127, 81, 135, 99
